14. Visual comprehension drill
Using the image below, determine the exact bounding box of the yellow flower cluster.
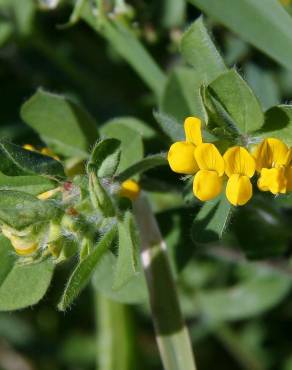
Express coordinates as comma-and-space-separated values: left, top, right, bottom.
167, 117, 292, 206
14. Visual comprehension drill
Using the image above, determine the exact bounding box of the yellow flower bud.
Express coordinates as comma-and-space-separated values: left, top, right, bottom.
120, 179, 141, 201
23, 144, 36, 152
37, 187, 61, 200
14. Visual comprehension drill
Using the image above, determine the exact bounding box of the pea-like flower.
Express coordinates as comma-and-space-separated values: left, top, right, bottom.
224, 146, 255, 206
254, 138, 289, 194
193, 143, 225, 201
167, 117, 202, 174
167, 116, 292, 206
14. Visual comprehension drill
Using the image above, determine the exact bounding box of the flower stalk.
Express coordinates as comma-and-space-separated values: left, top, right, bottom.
133, 193, 196, 370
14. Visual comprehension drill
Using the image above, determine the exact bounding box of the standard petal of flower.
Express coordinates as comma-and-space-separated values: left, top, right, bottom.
257, 167, 287, 194
184, 116, 202, 146
168, 142, 198, 174
224, 146, 255, 178
195, 143, 224, 176
226, 174, 252, 206
193, 169, 223, 201
254, 138, 288, 171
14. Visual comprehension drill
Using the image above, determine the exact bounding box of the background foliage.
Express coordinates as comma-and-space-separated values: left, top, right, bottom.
2, 1, 292, 370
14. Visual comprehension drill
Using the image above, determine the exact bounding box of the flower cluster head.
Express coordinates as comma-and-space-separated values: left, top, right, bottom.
167, 117, 292, 206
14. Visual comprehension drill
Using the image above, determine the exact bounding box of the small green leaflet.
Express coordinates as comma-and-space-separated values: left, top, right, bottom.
58, 225, 117, 311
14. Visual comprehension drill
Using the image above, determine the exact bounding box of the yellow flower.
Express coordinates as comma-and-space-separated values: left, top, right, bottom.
119, 179, 141, 200
193, 143, 224, 201
224, 146, 255, 206
167, 117, 202, 174
254, 138, 289, 194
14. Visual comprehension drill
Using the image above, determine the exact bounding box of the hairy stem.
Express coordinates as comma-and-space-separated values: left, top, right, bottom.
133, 193, 197, 370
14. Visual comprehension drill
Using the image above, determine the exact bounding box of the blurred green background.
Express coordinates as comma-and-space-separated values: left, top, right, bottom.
2, 1, 292, 369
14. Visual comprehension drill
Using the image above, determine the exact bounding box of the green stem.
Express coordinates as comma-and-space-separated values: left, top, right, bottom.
80, 3, 166, 99
133, 193, 196, 370
95, 293, 135, 370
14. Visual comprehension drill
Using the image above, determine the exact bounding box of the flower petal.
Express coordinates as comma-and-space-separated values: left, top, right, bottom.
184, 117, 202, 146
286, 167, 292, 192
226, 174, 252, 206
254, 138, 288, 171
195, 143, 224, 176
257, 167, 287, 194
224, 146, 255, 178
193, 169, 223, 201
168, 141, 198, 174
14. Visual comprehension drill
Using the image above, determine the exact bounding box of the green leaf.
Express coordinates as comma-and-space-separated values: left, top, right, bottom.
93, 251, 148, 304
113, 212, 138, 290
162, 0, 186, 28
100, 119, 143, 172
88, 139, 121, 178
88, 172, 115, 217
100, 117, 155, 140
198, 268, 291, 322
189, 0, 292, 72
256, 105, 292, 145
202, 86, 241, 140
116, 154, 167, 182
192, 194, 233, 244
153, 111, 184, 142
209, 69, 264, 133
0, 190, 61, 230
160, 67, 207, 122
58, 225, 117, 311
0, 236, 17, 286
0, 265, 54, 310
180, 17, 226, 84
0, 141, 65, 178
0, 173, 56, 195
1, 0, 35, 36
21, 89, 98, 158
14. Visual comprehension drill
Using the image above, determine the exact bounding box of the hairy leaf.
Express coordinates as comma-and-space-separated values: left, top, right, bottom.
21, 89, 98, 158
58, 226, 117, 311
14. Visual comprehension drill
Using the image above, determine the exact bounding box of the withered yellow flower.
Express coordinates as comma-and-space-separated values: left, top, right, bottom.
1, 226, 38, 256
